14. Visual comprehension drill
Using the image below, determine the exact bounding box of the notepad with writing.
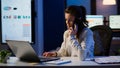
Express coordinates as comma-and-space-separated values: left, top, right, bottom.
44, 59, 71, 65
94, 56, 120, 64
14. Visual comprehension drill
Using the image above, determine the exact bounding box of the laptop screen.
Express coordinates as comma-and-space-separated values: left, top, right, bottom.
6, 40, 60, 62
6, 40, 40, 62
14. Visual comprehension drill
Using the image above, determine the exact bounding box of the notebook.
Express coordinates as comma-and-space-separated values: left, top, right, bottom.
6, 40, 60, 63
94, 56, 120, 64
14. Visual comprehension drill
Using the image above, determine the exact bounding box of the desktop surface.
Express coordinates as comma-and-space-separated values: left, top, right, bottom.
0, 57, 120, 68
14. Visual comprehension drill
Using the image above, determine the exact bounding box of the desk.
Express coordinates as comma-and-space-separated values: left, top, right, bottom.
0, 57, 120, 68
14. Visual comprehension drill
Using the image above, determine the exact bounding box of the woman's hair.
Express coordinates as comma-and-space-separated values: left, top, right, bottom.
79, 6, 88, 27
65, 5, 88, 38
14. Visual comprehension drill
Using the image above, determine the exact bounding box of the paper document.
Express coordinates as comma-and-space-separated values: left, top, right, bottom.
94, 56, 120, 64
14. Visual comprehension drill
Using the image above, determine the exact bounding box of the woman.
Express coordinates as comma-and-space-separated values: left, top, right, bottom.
43, 5, 94, 61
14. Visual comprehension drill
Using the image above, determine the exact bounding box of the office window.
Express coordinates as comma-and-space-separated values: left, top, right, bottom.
0, 0, 35, 44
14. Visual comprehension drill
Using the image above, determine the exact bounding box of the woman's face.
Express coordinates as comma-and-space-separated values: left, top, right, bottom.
65, 13, 75, 29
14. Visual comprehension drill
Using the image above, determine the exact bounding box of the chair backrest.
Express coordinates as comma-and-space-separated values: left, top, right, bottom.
90, 25, 112, 56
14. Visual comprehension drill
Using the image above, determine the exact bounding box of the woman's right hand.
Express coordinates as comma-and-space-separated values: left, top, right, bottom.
68, 24, 78, 35
43, 52, 57, 57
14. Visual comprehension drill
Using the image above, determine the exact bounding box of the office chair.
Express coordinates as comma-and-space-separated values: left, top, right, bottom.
90, 25, 112, 56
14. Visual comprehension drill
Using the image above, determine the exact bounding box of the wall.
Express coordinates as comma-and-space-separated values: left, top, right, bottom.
66, 0, 117, 17
32, 0, 43, 55
66, 0, 91, 14
43, 0, 65, 51
33, 0, 65, 55
96, 0, 117, 20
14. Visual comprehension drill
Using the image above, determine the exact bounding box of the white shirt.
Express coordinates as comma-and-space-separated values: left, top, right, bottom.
57, 28, 94, 60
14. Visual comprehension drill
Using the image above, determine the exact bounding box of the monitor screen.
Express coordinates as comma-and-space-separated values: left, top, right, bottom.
86, 15, 104, 28
0, 0, 35, 44
109, 15, 120, 30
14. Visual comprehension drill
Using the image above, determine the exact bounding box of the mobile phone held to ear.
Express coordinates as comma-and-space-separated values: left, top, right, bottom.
73, 24, 78, 33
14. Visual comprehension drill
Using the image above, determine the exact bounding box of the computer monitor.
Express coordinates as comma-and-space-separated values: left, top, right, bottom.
109, 15, 120, 30
86, 15, 104, 28
0, 0, 35, 44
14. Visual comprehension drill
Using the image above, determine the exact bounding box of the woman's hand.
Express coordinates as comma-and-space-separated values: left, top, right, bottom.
68, 25, 78, 36
43, 52, 57, 57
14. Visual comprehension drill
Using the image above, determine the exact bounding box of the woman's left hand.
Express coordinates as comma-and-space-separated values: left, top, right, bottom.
43, 52, 57, 57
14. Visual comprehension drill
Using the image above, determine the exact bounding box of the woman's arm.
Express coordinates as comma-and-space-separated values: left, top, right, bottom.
43, 31, 68, 57
56, 31, 68, 57
69, 28, 94, 60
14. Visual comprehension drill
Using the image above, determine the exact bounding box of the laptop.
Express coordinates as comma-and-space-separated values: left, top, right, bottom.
6, 40, 60, 63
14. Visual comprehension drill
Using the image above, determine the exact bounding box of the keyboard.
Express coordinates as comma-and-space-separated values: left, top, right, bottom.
94, 56, 120, 64
39, 56, 60, 62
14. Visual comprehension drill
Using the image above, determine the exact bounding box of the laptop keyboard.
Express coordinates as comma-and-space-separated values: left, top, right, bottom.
39, 56, 60, 62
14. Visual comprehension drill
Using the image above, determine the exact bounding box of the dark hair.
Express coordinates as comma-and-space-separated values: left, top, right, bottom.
79, 6, 88, 27
65, 5, 88, 38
